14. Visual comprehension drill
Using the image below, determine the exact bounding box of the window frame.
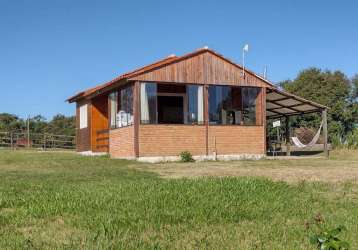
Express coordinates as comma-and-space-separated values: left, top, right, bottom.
140, 82, 205, 126
208, 85, 262, 126
79, 104, 88, 129
108, 84, 134, 130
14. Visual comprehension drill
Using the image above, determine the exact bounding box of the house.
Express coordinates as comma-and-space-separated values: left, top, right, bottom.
67, 47, 328, 161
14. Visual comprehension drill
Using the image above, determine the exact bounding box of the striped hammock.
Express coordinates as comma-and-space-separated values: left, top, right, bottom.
291, 121, 323, 148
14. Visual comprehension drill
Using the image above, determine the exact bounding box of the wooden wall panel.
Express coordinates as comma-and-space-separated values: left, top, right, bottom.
76, 100, 91, 152
91, 94, 109, 152
129, 51, 269, 88
203, 53, 267, 87
131, 54, 205, 84
138, 125, 206, 157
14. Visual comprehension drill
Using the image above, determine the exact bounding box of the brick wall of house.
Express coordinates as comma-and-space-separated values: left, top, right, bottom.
208, 126, 265, 155
108, 124, 265, 158
138, 125, 207, 157
109, 126, 135, 158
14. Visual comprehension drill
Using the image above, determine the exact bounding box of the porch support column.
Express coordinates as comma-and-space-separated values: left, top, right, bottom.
262, 88, 267, 154
204, 85, 209, 156
322, 108, 329, 158
133, 81, 140, 158
285, 116, 291, 156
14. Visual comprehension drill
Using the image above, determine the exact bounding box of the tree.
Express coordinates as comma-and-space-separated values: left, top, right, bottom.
0, 113, 24, 132
46, 114, 75, 136
0, 113, 75, 136
279, 68, 354, 139
29, 115, 47, 134
352, 74, 358, 99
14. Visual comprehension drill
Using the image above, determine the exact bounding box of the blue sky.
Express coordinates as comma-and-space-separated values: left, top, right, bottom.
1, 0, 357, 119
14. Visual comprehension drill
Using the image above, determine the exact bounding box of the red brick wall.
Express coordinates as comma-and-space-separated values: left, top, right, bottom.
109, 126, 135, 158
109, 124, 265, 158
138, 125, 206, 157
208, 126, 265, 155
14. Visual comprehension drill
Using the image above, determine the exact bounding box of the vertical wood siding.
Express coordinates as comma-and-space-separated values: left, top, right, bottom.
130, 51, 269, 88
91, 95, 109, 152
76, 100, 91, 152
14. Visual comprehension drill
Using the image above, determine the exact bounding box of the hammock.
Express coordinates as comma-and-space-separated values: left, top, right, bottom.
291, 121, 323, 148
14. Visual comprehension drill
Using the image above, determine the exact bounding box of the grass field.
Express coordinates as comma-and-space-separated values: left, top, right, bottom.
0, 150, 357, 249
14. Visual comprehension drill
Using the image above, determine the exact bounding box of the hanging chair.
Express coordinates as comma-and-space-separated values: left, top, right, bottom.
291, 120, 323, 148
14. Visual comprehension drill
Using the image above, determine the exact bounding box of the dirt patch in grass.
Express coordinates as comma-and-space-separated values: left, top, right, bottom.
135, 152, 358, 183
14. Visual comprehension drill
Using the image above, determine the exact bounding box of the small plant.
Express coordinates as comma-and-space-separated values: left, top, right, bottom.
305, 213, 350, 250
179, 151, 194, 162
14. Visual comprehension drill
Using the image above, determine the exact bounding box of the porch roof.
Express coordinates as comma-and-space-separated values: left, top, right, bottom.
266, 88, 327, 119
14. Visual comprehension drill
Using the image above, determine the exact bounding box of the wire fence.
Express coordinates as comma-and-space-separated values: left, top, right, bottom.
0, 131, 76, 150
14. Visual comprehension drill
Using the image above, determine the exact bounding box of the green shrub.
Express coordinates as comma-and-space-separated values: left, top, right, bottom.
179, 151, 194, 162
306, 213, 350, 250
331, 134, 344, 149
331, 129, 358, 150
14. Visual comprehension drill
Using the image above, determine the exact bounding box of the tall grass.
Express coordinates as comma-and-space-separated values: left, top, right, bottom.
0, 150, 357, 249
332, 128, 358, 150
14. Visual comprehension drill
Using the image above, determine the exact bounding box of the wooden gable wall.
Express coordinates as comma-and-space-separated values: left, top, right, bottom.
129, 51, 270, 88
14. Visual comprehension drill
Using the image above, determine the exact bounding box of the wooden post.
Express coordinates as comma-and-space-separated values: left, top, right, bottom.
262, 89, 267, 155
10, 132, 13, 150
43, 134, 46, 151
204, 85, 209, 156
322, 108, 329, 158
285, 116, 290, 156
133, 81, 140, 158
27, 116, 30, 148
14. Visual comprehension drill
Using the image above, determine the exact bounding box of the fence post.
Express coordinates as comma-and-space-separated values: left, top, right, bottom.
27, 117, 30, 148
10, 132, 13, 150
43, 134, 46, 151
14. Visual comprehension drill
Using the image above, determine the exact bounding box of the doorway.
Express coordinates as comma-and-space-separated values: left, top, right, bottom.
157, 95, 184, 124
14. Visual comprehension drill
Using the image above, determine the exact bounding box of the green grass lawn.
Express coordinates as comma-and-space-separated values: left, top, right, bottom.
0, 150, 357, 249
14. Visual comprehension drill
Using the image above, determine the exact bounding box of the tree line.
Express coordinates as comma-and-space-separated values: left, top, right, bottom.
279, 68, 358, 147
0, 113, 76, 137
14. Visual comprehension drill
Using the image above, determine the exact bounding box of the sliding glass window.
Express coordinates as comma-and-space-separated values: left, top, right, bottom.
209, 86, 260, 125
187, 85, 204, 124
109, 92, 118, 128
140, 83, 157, 124
140, 82, 204, 125
242, 87, 260, 125
109, 85, 133, 128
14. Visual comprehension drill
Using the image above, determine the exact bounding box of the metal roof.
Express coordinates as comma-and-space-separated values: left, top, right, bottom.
266, 88, 327, 119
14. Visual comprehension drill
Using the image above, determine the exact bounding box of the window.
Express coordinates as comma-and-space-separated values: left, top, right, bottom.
119, 86, 133, 127
140, 82, 204, 125
79, 104, 88, 129
242, 87, 260, 125
187, 85, 204, 124
209, 86, 260, 125
140, 82, 157, 124
109, 85, 133, 128
109, 92, 118, 128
